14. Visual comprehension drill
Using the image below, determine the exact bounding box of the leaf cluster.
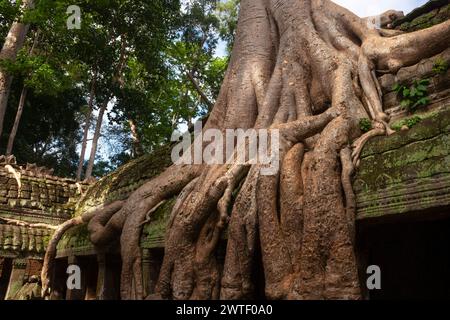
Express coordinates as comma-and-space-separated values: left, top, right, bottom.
393, 79, 430, 112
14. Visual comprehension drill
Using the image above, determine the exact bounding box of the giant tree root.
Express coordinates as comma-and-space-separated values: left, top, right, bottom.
351, 122, 387, 167
41, 0, 450, 300
41, 201, 124, 297
0, 217, 58, 230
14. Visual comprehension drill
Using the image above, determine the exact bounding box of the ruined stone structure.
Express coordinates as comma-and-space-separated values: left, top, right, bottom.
1, 0, 450, 300
0, 157, 88, 299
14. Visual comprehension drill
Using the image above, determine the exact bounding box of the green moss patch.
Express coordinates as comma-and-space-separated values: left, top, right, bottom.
140, 198, 176, 249
75, 143, 174, 216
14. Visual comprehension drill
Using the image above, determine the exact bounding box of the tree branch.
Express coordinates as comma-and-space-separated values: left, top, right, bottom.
185, 71, 213, 110
0, 217, 58, 230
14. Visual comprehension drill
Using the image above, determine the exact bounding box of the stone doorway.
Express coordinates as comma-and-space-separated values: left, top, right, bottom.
0, 258, 13, 300
357, 215, 450, 299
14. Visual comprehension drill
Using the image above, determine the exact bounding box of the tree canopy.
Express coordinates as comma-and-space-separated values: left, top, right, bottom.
0, 0, 238, 178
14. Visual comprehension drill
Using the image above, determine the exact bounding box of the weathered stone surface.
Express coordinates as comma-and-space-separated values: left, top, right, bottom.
393, 1, 450, 31
381, 48, 450, 122
0, 162, 91, 259
75, 143, 173, 215
0, 224, 52, 256
56, 224, 102, 258
5, 259, 27, 300
355, 108, 450, 221
0, 164, 90, 227
141, 198, 176, 249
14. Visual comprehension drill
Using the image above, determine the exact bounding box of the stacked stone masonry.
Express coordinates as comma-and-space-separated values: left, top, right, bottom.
0, 157, 89, 226
0, 157, 90, 299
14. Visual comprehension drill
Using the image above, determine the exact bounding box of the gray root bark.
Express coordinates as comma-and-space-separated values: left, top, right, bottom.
41, 0, 450, 300
41, 201, 124, 297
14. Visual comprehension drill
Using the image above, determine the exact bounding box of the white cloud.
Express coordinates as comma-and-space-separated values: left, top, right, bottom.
331, 0, 429, 17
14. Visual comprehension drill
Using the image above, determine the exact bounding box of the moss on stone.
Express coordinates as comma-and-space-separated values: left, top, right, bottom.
75, 143, 174, 216
355, 108, 450, 220
396, 1, 450, 31
140, 198, 176, 249
361, 108, 450, 158
357, 134, 450, 192
56, 224, 91, 251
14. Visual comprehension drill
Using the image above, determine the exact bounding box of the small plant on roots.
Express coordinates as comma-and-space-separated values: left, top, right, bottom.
391, 115, 422, 131
432, 58, 449, 75
393, 78, 430, 112
359, 118, 372, 133
406, 116, 422, 128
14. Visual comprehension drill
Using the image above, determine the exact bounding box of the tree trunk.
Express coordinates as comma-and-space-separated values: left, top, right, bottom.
42, 0, 450, 300
128, 119, 144, 157
84, 100, 108, 180
5, 87, 27, 156
5, 30, 39, 156
186, 71, 213, 110
82, 34, 126, 180
76, 79, 96, 181
0, 0, 35, 139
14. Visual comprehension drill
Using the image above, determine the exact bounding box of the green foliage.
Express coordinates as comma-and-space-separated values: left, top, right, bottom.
217, 0, 240, 54
1, 78, 85, 177
432, 58, 449, 75
1, 0, 184, 177
391, 116, 423, 131
163, 0, 229, 129
91, 160, 115, 178
406, 116, 422, 128
0, 48, 76, 95
1, 0, 234, 178
359, 118, 372, 133
392, 79, 431, 112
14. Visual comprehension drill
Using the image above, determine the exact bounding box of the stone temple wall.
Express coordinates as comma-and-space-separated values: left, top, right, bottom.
0, 156, 89, 299
0, 157, 90, 261
0, 157, 88, 226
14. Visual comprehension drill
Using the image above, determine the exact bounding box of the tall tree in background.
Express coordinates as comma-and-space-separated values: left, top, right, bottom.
1, 0, 232, 178
5, 29, 40, 155
0, 0, 34, 138
1, 0, 94, 175
0, 0, 182, 178
110, 0, 228, 158
79, 0, 181, 180
76, 74, 96, 180
168, 0, 225, 126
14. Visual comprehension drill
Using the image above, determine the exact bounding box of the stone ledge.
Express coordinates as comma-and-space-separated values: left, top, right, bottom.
357, 174, 450, 220
355, 108, 450, 222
